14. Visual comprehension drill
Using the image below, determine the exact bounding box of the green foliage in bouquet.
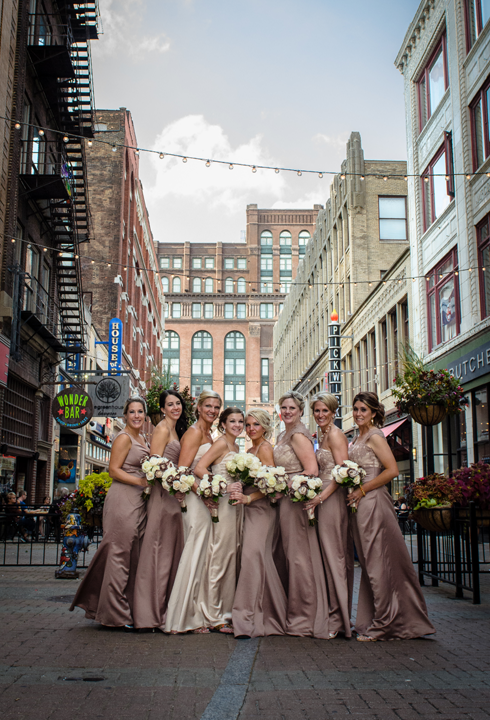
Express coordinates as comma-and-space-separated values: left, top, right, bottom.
392, 345, 468, 415
145, 365, 195, 427
406, 473, 462, 511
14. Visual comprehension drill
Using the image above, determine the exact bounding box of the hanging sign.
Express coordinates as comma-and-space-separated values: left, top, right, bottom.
328, 310, 342, 427
52, 388, 93, 428
108, 317, 123, 375
87, 375, 130, 418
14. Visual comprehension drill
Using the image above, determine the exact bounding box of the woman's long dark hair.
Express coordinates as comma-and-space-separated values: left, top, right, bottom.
159, 390, 188, 439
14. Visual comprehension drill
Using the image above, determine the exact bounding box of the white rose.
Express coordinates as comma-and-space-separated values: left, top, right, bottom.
338, 467, 349, 478
344, 460, 358, 469
354, 477, 361, 486
299, 486, 307, 495
307, 489, 316, 499
149, 456, 161, 467
200, 479, 210, 489
291, 479, 301, 491
294, 491, 302, 500
307, 479, 317, 489
172, 480, 180, 490
147, 470, 155, 480
142, 461, 152, 473
275, 467, 286, 476
267, 477, 276, 487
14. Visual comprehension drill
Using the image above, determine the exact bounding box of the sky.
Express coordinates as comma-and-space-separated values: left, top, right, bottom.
91, 0, 421, 245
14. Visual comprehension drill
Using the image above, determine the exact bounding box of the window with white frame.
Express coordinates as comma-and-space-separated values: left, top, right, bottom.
204, 302, 214, 319
192, 303, 201, 318
236, 303, 246, 319
378, 197, 408, 241
237, 258, 247, 269
193, 277, 202, 293
237, 277, 246, 293
205, 278, 214, 293
160, 257, 170, 269
161, 276, 169, 293
172, 302, 181, 318
224, 303, 234, 319
173, 257, 183, 269
172, 276, 181, 292
224, 258, 234, 269
261, 257, 273, 272
192, 257, 202, 269
204, 257, 215, 269
225, 278, 234, 293
260, 303, 274, 319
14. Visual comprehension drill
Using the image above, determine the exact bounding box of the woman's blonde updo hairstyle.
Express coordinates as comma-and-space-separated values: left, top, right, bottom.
245, 409, 273, 440
310, 392, 338, 414
278, 390, 305, 414
123, 396, 147, 415
195, 389, 222, 419
353, 391, 385, 428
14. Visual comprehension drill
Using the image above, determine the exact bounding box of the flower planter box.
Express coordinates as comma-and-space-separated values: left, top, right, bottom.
412, 506, 453, 532
408, 404, 447, 426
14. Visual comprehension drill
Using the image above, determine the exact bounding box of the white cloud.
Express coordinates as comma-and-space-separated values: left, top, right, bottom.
271, 190, 325, 209
314, 132, 350, 152
147, 115, 287, 213
94, 0, 170, 58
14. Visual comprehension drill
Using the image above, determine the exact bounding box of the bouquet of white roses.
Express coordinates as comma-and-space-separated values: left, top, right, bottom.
254, 465, 288, 505
162, 466, 196, 512
332, 460, 366, 513
226, 452, 262, 486
289, 474, 323, 526
196, 473, 229, 522
140, 454, 174, 500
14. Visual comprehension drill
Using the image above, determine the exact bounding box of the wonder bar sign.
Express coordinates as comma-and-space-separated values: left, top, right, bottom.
52, 388, 93, 429
327, 311, 342, 425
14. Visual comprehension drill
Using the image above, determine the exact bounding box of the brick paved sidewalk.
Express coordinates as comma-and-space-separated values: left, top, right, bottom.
0, 566, 489, 720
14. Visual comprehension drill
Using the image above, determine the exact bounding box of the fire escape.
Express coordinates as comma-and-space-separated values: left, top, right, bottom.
18, 1, 99, 355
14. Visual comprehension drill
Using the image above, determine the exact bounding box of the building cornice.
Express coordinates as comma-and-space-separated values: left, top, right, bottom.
395, 0, 437, 74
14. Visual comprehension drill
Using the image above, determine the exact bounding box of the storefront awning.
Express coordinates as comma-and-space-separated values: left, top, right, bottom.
381, 418, 407, 438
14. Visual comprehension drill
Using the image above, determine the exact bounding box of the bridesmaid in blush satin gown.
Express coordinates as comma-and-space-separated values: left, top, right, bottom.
305, 392, 354, 639
347, 391, 435, 642
230, 409, 287, 637
164, 390, 222, 634
70, 397, 149, 628
133, 390, 188, 631
193, 407, 244, 633
273, 391, 330, 639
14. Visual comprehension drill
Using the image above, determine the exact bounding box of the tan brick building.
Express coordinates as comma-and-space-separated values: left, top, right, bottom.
81, 108, 165, 393
274, 132, 408, 428
159, 204, 321, 433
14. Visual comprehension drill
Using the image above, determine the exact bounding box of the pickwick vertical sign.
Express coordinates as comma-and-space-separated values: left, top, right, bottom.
108, 317, 123, 375
328, 310, 342, 426
52, 388, 94, 428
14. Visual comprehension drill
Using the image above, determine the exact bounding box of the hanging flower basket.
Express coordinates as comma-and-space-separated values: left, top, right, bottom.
149, 412, 163, 427
408, 404, 447, 426
412, 506, 453, 532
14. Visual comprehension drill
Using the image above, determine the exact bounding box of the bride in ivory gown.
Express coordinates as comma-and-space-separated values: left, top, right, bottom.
193, 407, 244, 633
164, 390, 222, 634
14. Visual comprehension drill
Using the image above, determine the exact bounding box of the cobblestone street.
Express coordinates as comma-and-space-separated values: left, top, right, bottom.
1, 566, 489, 720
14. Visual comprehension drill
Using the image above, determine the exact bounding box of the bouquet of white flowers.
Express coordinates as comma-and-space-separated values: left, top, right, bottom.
140, 454, 174, 500
196, 473, 229, 522
254, 465, 288, 505
226, 452, 262, 486
289, 474, 323, 526
332, 460, 367, 513
162, 466, 196, 512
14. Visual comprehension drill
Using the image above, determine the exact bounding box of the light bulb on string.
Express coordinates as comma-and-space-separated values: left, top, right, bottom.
318, 172, 323, 178
360, 175, 365, 180
159, 153, 164, 159
466, 174, 471, 180
63, 136, 69, 143
205, 160, 211, 167
38, 129, 44, 136
274, 168, 279, 174
182, 157, 187, 163
135, 149, 140, 156
229, 164, 233, 170
112, 145, 117, 152
14, 122, 21, 129
87, 140, 93, 147
252, 166, 257, 173
297, 171, 302, 176
383, 176, 388, 181
340, 174, 345, 180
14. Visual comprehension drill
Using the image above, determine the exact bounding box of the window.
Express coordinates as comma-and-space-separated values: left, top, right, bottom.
224, 258, 234, 269
192, 257, 202, 269
163, 357, 180, 376
261, 257, 273, 272
173, 257, 183, 269
378, 197, 407, 240
280, 281, 291, 293
193, 277, 202, 293
470, 77, 490, 170
160, 257, 170, 269
280, 257, 292, 273
192, 303, 202, 318
204, 257, 215, 269
261, 358, 269, 403
298, 230, 310, 255
474, 386, 490, 461
31, 124, 45, 173
426, 248, 460, 351
237, 303, 246, 319
261, 280, 273, 293
279, 230, 292, 253
279, 303, 284, 313
205, 278, 214, 293
224, 332, 246, 410
161, 276, 169, 293
478, 214, 490, 318
260, 303, 274, 319
171, 303, 181, 318
237, 277, 246, 293
260, 230, 273, 248
163, 330, 179, 350
237, 258, 247, 269
191, 331, 213, 397
204, 302, 214, 319
172, 277, 181, 293
224, 303, 234, 319
418, 35, 448, 129
225, 278, 234, 293
422, 137, 454, 230
466, 0, 490, 49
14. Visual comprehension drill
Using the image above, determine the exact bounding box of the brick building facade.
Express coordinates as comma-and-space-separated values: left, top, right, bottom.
81, 108, 166, 393
159, 204, 321, 430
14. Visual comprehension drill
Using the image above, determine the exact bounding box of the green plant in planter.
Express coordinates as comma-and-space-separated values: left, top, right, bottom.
145, 365, 195, 429
406, 473, 463, 511
392, 345, 468, 416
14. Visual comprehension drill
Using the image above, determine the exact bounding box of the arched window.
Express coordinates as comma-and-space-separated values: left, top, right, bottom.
237, 277, 246, 293
224, 331, 246, 411
193, 277, 202, 293
225, 277, 234, 293
162, 330, 180, 385
172, 276, 181, 293
205, 278, 214, 293
298, 230, 311, 256
279, 230, 292, 249
260, 230, 273, 248
191, 331, 213, 398
161, 276, 169, 293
